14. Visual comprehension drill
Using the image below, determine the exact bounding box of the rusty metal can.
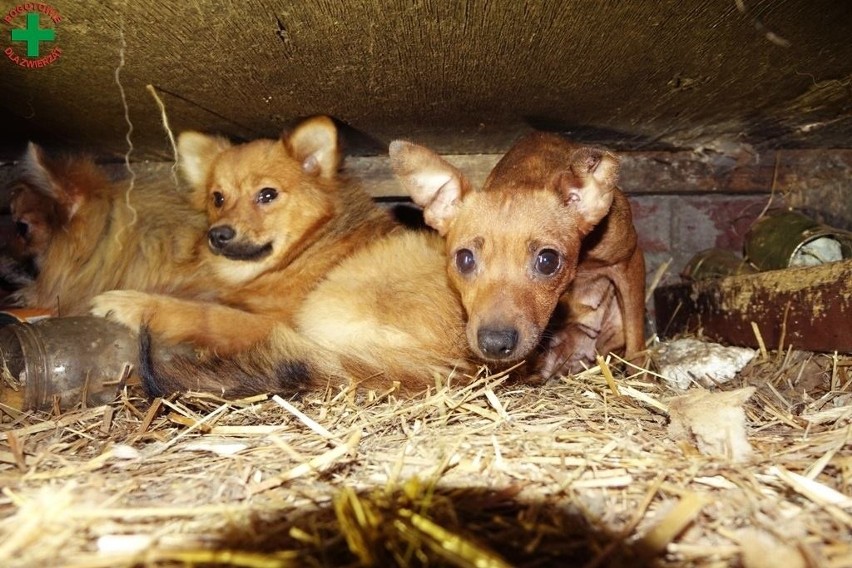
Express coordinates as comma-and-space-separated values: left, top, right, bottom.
0, 317, 137, 412
744, 209, 852, 271
682, 248, 758, 281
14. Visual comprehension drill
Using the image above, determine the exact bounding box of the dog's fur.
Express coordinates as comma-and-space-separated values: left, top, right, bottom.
140, 226, 471, 397
5, 144, 210, 315
390, 133, 645, 377
134, 129, 640, 398
91, 116, 401, 355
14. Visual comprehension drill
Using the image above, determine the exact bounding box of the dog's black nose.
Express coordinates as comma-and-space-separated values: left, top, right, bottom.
477, 328, 519, 359
208, 225, 236, 250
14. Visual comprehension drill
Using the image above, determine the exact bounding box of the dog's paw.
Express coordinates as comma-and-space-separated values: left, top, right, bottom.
90, 290, 155, 329
535, 325, 599, 379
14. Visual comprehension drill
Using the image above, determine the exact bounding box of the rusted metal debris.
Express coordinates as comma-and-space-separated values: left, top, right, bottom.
655, 259, 852, 352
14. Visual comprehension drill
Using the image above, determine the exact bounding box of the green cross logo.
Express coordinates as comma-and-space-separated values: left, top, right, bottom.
11, 12, 55, 57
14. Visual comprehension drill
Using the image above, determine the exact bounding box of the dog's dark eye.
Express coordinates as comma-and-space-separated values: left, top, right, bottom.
455, 249, 476, 275
257, 187, 278, 204
212, 191, 225, 208
534, 249, 561, 276
15, 221, 29, 239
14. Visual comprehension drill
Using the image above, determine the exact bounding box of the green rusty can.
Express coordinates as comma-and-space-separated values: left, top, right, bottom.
744, 209, 852, 271
682, 248, 758, 281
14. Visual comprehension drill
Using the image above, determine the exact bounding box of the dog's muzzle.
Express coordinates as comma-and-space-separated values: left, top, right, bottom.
207, 225, 272, 261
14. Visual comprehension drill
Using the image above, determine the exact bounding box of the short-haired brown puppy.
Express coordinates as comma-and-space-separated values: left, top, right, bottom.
390, 133, 645, 377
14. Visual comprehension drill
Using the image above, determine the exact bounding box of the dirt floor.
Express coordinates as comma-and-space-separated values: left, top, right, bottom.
0, 348, 850, 567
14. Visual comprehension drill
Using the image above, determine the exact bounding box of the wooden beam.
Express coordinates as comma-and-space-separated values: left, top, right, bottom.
654, 259, 852, 353
4, 148, 851, 203
348, 149, 852, 198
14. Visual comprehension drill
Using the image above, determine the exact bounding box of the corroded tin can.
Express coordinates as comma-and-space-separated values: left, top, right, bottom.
0, 317, 137, 412
744, 209, 852, 271
682, 248, 757, 281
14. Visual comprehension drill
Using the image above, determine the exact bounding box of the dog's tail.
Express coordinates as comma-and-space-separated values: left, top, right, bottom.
139, 326, 472, 399
138, 326, 337, 399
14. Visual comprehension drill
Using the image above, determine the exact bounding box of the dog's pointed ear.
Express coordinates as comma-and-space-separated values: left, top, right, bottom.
178, 131, 231, 191
22, 143, 60, 199
554, 148, 619, 234
389, 140, 470, 236
21, 143, 85, 219
285, 115, 341, 179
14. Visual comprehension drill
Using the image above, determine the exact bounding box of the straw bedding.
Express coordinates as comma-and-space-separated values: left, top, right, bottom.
0, 348, 850, 567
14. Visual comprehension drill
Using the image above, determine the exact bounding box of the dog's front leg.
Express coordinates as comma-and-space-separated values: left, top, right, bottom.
534, 275, 618, 379
609, 247, 646, 360
91, 290, 279, 354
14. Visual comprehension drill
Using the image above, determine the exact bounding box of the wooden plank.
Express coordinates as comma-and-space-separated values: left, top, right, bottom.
3, 147, 851, 202
349, 149, 852, 198
654, 259, 852, 352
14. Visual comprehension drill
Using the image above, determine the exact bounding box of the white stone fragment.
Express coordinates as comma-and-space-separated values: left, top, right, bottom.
656, 338, 756, 390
